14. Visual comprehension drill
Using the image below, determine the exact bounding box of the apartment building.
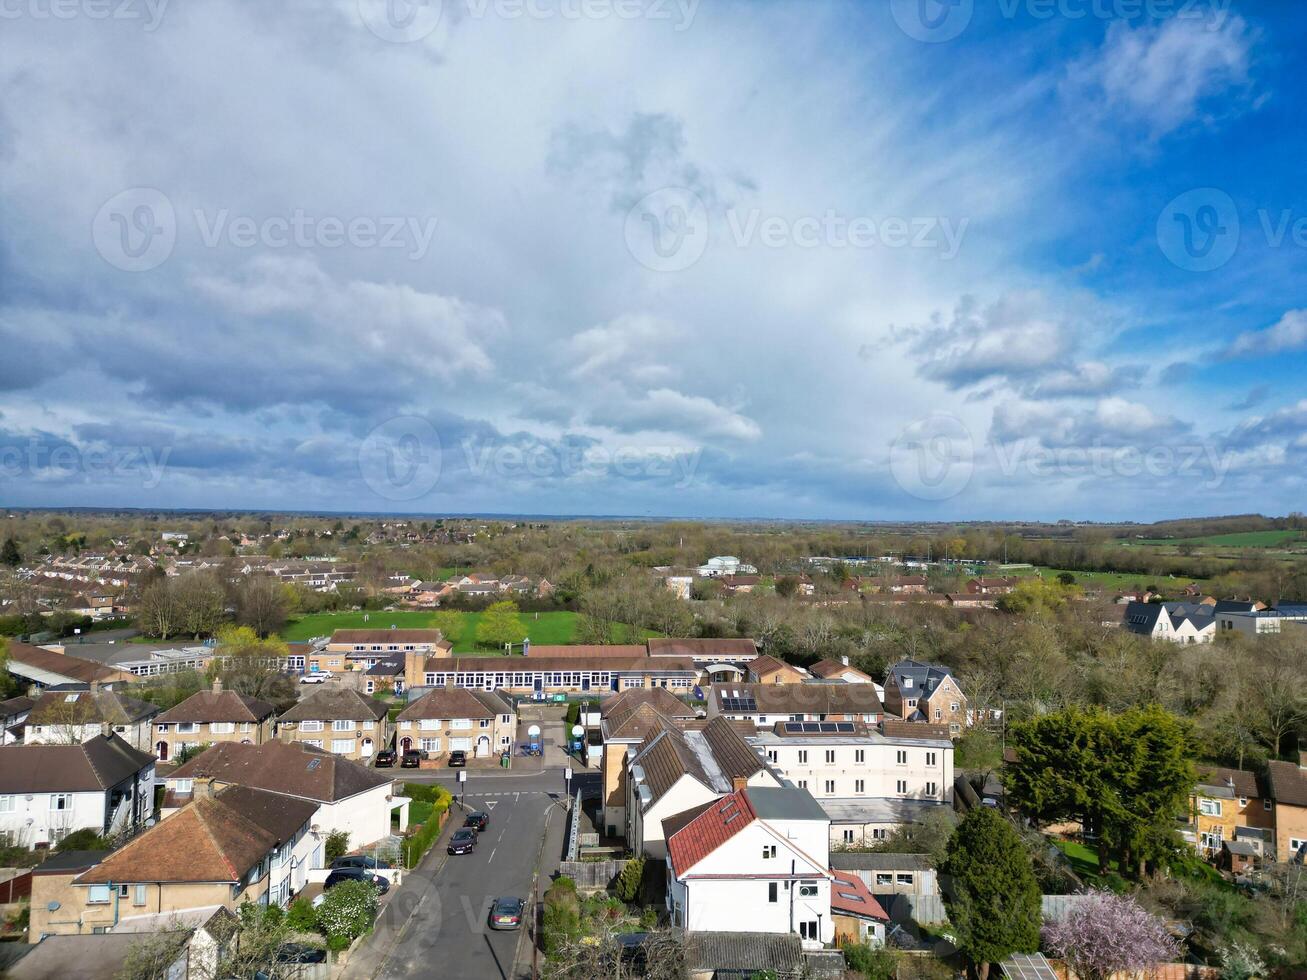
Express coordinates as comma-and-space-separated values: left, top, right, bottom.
882, 661, 968, 735
599, 689, 700, 838
277, 688, 390, 761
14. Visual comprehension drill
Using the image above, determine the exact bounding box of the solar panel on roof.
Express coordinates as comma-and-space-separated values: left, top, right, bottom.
819, 722, 838, 733
836, 722, 855, 732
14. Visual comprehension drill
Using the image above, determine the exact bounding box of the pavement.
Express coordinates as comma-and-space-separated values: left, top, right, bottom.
344, 767, 589, 980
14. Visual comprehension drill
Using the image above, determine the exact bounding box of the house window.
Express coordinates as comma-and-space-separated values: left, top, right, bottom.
824, 780, 835, 795
0, 796, 13, 813
210, 722, 234, 735
365, 681, 375, 694
1198, 799, 1222, 817
855, 779, 865, 793
87, 885, 111, 905
1264, 799, 1273, 811
762, 845, 776, 859
875, 873, 892, 886
50, 794, 71, 811
1291, 838, 1307, 857
896, 750, 907, 765
304, 739, 323, 748
1238, 797, 1248, 808
896, 780, 907, 794
798, 882, 818, 897
934, 708, 942, 720
174, 779, 193, 794
420, 738, 441, 753
452, 719, 472, 730
926, 751, 937, 766
897, 874, 913, 885
134, 884, 147, 906
926, 781, 938, 796
797, 750, 808, 764
767, 882, 778, 903
824, 750, 835, 764
501, 714, 512, 724
331, 739, 354, 754
176, 723, 197, 734
871, 828, 886, 840
800, 920, 819, 941
854, 750, 864, 763
767, 750, 778, 763
300, 721, 324, 733
332, 720, 353, 732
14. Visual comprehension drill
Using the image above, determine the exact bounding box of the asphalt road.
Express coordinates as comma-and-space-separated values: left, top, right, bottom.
364, 768, 580, 980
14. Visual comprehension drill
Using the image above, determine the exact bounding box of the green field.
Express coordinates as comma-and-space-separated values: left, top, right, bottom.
280, 609, 657, 652
1022, 567, 1202, 592
1130, 530, 1306, 549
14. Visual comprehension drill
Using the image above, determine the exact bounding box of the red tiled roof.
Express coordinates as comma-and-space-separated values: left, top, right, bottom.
667, 789, 756, 874
831, 870, 889, 921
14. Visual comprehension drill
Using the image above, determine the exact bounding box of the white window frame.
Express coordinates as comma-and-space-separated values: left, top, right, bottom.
331, 738, 355, 754
332, 719, 353, 732
300, 720, 324, 733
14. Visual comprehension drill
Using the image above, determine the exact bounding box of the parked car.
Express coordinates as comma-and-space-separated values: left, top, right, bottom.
448, 750, 467, 767
323, 867, 390, 895
447, 828, 478, 855
331, 855, 392, 871
489, 896, 525, 931
299, 672, 330, 684
464, 811, 489, 832
374, 748, 397, 768
401, 750, 421, 768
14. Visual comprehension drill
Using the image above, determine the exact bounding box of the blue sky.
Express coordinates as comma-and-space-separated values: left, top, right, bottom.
1, 0, 1304, 520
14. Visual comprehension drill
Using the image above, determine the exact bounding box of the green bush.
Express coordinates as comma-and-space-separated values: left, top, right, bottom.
615, 857, 644, 903
315, 879, 378, 950
286, 897, 317, 932
564, 702, 580, 726
543, 879, 582, 953
841, 941, 897, 980
324, 830, 350, 864
55, 828, 111, 852
399, 784, 452, 869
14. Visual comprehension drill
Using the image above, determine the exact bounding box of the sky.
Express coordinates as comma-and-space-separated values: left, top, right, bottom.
1, 0, 1305, 521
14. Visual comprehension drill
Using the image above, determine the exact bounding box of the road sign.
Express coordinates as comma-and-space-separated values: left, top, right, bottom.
457, 770, 467, 783
571, 724, 584, 737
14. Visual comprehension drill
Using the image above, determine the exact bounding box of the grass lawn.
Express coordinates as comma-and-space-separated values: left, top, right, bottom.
1132, 529, 1306, 549
280, 609, 659, 652
1024, 567, 1208, 592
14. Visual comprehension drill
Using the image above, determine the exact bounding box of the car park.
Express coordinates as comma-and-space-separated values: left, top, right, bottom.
374, 748, 396, 768
447, 828, 478, 855
323, 867, 390, 894
448, 750, 467, 767
464, 811, 489, 832
489, 896, 524, 930
401, 750, 421, 768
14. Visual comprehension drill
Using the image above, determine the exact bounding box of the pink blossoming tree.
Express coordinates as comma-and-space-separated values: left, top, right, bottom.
1043, 890, 1178, 980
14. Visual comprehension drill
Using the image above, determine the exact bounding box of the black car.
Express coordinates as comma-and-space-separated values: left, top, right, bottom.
447, 828, 478, 855
489, 896, 525, 930
401, 749, 421, 768
448, 750, 467, 767
323, 867, 390, 895
331, 855, 393, 871
464, 810, 489, 832
374, 748, 396, 768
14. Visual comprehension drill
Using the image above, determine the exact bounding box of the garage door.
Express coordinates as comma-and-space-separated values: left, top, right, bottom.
450, 738, 471, 751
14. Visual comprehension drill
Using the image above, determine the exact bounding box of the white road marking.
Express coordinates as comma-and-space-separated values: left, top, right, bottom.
488, 847, 497, 863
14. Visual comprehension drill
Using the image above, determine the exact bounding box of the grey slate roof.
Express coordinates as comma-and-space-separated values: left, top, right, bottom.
685, 932, 803, 974
830, 852, 934, 871
0, 734, 154, 793
887, 659, 954, 697
746, 785, 829, 822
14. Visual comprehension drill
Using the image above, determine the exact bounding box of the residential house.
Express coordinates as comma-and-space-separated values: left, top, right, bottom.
1121, 601, 1217, 643
721, 575, 761, 594
163, 740, 407, 847
882, 661, 968, 735
277, 688, 389, 761
706, 683, 884, 728
600, 689, 699, 838
665, 786, 835, 946
627, 716, 782, 857
747, 655, 808, 685
23, 687, 158, 752
748, 720, 954, 846
27, 849, 110, 939
945, 593, 994, 609
1189, 766, 1273, 858
19, 909, 233, 975
152, 680, 278, 762
1266, 755, 1307, 862
0, 735, 155, 848
395, 687, 516, 761
965, 577, 1019, 595
887, 576, 928, 595
4, 641, 133, 691
1, 695, 35, 744
57, 785, 318, 932
664, 575, 695, 600
830, 870, 890, 946
809, 658, 874, 685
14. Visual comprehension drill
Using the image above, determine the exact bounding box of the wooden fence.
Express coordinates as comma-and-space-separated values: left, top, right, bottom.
558, 859, 627, 892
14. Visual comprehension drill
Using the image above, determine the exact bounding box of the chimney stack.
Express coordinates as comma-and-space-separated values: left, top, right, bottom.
212, 676, 223, 694
732, 775, 748, 792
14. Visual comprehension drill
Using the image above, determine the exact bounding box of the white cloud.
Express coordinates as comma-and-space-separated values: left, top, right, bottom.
1223, 309, 1307, 358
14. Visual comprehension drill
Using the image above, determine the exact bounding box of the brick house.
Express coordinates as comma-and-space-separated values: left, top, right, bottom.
394, 687, 516, 761
882, 661, 967, 736
1266, 755, 1307, 862
152, 680, 278, 761
1190, 766, 1273, 857
277, 688, 390, 762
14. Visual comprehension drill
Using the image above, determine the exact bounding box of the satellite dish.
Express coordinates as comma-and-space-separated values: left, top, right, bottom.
47, 901, 60, 912
527, 725, 541, 737
571, 725, 584, 736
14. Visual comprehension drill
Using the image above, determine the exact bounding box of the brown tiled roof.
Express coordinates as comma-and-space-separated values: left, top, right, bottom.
0, 734, 153, 793
1196, 766, 1260, 799
168, 741, 390, 802
602, 689, 697, 741
636, 727, 708, 803
524, 644, 648, 658
397, 686, 496, 721
880, 720, 952, 741
77, 786, 314, 885
279, 688, 388, 722
711, 683, 884, 715
329, 629, 444, 645
646, 638, 758, 659
0, 696, 35, 716
700, 716, 766, 780
6, 641, 128, 683
809, 659, 871, 680
155, 690, 277, 724
748, 655, 801, 677
28, 689, 158, 726
1267, 760, 1307, 808
428, 655, 696, 673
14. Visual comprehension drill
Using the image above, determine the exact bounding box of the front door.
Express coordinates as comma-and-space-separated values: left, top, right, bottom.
361, 737, 374, 757
156, 740, 168, 761
581, 675, 591, 692
401, 736, 412, 753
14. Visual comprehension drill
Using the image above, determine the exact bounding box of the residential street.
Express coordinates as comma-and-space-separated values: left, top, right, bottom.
349, 767, 586, 980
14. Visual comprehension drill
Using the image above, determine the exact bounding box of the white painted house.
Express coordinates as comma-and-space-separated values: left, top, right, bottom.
666, 786, 835, 947
0, 735, 156, 848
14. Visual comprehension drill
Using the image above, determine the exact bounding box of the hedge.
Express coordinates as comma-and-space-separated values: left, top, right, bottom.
401, 783, 452, 868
